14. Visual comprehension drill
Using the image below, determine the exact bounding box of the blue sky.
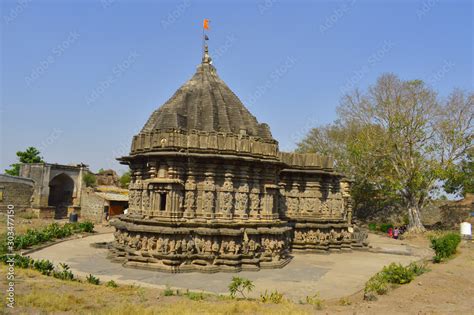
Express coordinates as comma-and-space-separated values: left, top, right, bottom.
1, 0, 472, 174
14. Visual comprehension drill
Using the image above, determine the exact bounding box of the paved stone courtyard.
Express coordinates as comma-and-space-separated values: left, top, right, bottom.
28, 233, 428, 301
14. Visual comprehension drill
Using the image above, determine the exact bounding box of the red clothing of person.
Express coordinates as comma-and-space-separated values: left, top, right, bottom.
388, 227, 393, 238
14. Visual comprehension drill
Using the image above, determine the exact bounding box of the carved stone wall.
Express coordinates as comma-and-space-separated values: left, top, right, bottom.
110, 218, 291, 272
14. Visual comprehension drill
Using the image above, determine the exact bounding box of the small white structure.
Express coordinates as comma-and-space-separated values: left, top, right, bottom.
460, 222, 472, 239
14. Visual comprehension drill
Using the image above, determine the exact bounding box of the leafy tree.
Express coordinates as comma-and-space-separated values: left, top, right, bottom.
83, 172, 97, 188
5, 147, 44, 176
119, 171, 131, 188
443, 144, 474, 197
298, 74, 473, 232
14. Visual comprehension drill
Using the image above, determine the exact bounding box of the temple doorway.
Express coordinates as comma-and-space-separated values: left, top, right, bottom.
48, 173, 74, 219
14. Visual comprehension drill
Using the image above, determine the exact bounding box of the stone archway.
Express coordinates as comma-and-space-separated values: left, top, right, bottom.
48, 173, 74, 219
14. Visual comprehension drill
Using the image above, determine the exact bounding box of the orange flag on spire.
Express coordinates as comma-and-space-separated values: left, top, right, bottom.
203, 19, 210, 30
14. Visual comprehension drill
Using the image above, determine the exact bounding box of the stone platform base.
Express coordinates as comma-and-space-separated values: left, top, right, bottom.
290, 221, 369, 253
109, 215, 293, 273
108, 248, 292, 273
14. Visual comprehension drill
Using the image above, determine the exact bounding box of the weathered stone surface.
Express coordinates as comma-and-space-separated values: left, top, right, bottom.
110, 47, 367, 272
96, 169, 120, 187
0, 174, 34, 212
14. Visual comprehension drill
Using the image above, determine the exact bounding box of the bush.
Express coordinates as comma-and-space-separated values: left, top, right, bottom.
305, 293, 324, 309
0, 254, 33, 268
260, 290, 284, 304
339, 297, 352, 306
86, 274, 100, 285
53, 263, 75, 281
365, 273, 389, 295
106, 280, 118, 288
430, 233, 461, 263
381, 263, 416, 284
407, 261, 430, 276
364, 262, 428, 298
368, 223, 377, 231
83, 172, 97, 187
33, 259, 55, 276
163, 285, 174, 296
78, 222, 94, 233
184, 291, 205, 301
228, 277, 254, 299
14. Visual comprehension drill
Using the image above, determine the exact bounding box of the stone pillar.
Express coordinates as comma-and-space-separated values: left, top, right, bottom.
184, 172, 197, 219
201, 166, 216, 219
249, 168, 261, 219
234, 165, 249, 219
217, 169, 234, 219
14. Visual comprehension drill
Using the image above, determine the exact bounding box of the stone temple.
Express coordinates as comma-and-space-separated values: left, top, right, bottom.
109, 46, 368, 272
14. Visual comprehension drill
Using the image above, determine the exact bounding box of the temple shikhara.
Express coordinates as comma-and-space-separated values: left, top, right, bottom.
109, 44, 368, 272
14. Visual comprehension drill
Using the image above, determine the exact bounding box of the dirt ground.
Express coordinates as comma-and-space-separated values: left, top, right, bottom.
331, 241, 474, 314
1, 237, 473, 314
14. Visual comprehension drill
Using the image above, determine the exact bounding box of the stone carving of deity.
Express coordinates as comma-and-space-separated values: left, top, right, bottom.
220, 240, 228, 254
203, 191, 215, 213
141, 236, 148, 251
133, 235, 141, 249
147, 237, 156, 251
220, 191, 233, 214
169, 239, 176, 254
186, 239, 195, 254
211, 241, 219, 254
249, 193, 260, 214
185, 191, 195, 210
156, 237, 164, 253
235, 192, 248, 214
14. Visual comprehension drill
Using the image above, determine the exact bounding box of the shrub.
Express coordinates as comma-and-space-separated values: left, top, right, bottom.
381, 263, 415, 284
0, 254, 33, 268
33, 259, 55, 276
163, 285, 174, 296
339, 297, 352, 306
364, 262, 428, 298
184, 291, 205, 301
365, 273, 389, 295
430, 233, 461, 263
53, 263, 74, 281
83, 172, 97, 187
86, 274, 100, 285
260, 290, 284, 304
228, 277, 254, 299
368, 223, 377, 231
305, 293, 324, 310
407, 262, 430, 276
106, 280, 118, 288
78, 222, 94, 233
